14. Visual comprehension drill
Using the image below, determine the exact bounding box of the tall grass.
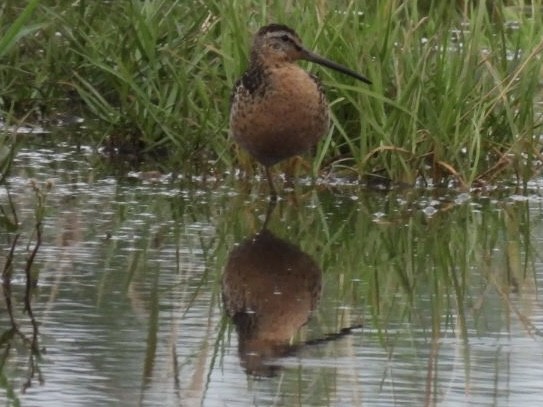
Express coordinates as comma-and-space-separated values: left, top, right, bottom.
0, 0, 42, 182
1, 0, 542, 184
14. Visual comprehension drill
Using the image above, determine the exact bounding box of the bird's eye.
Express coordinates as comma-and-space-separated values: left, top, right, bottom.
280, 34, 290, 42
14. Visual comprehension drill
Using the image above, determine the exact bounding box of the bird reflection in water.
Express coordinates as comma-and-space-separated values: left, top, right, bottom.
222, 225, 322, 377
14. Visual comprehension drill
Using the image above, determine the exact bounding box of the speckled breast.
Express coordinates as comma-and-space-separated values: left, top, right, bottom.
230, 65, 330, 167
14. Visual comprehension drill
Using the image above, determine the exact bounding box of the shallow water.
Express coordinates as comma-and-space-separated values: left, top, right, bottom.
2, 142, 543, 406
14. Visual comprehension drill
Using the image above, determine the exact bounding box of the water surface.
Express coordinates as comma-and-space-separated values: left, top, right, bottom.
1, 141, 543, 406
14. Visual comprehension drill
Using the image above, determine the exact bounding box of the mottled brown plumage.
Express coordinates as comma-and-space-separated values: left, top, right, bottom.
230, 24, 371, 198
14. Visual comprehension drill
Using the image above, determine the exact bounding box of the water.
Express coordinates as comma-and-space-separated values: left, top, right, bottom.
2, 142, 543, 406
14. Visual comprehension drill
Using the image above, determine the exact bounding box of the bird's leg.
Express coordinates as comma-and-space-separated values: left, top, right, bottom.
265, 166, 278, 203
261, 195, 277, 231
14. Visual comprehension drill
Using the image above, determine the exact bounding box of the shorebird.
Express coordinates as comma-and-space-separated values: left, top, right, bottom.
229, 23, 371, 199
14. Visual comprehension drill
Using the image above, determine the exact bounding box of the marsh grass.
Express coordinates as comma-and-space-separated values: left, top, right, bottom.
1, 1, 542, 184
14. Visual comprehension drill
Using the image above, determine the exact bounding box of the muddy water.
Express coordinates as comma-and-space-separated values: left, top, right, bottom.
1, 142, 543, 406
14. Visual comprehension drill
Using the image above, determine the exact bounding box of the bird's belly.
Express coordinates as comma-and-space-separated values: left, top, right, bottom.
231, 71, 329, 166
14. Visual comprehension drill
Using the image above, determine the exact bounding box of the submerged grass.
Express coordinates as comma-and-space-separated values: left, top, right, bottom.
0, 0, 542, 184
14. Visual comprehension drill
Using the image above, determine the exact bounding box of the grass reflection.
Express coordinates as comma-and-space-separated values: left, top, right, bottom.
2, 164, 541, 405
214, 185, 539, 405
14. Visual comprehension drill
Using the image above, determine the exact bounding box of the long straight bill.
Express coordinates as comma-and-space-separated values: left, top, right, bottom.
304, 50, 372, 85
